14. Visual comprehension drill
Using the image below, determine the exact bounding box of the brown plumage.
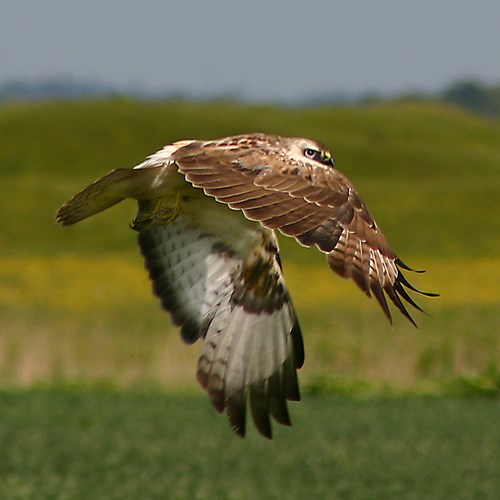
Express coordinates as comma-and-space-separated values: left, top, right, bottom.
56, 133, 436, 438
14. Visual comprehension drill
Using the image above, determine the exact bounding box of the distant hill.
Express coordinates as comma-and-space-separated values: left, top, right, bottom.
1, 98, 498, 261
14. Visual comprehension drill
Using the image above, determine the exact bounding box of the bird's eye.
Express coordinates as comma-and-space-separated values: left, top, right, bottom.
303, 146, 334, 166
303, 148, 319, 159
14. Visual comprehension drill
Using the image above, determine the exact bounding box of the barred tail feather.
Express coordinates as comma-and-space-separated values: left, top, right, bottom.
55, 168, 137, 226
56, 167, 166, 226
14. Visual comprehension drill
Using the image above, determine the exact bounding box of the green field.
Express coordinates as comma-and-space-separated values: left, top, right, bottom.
0, 100, 499, 497
1, 389, 499, 499
1, 98, 499, 392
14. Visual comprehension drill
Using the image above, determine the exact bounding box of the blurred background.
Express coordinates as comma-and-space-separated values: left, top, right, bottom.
0, 1, 499, 497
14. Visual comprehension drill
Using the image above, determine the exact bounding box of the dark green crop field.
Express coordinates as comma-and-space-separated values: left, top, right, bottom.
1, 390, 499, 499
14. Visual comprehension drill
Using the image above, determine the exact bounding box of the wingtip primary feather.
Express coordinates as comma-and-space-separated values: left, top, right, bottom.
396, 260, 439, 297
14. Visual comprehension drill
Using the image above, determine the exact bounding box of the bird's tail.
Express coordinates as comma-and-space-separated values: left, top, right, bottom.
55, 168, 140, 226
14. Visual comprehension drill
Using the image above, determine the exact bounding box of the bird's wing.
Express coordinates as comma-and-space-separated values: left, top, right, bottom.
172, 142, 435, 326
133, 197, 304, 438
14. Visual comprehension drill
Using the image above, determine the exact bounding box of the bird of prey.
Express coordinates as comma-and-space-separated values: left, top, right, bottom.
56, 133, 434, 438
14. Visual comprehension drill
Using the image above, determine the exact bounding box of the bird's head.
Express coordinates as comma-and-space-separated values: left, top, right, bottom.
280, 137, 335, 168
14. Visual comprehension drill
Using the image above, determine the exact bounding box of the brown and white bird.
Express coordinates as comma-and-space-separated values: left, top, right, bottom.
56, 133, 435, 438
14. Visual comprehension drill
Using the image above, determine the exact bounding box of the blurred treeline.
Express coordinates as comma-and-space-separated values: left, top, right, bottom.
1, 78, 499, 118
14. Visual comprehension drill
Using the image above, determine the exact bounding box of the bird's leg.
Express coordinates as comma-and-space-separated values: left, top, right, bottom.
130, 192, 182, 231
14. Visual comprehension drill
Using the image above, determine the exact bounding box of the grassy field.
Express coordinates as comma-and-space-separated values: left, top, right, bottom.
1, 389, 499, 499
1, 98, 499, 393
1, 99, 499, 498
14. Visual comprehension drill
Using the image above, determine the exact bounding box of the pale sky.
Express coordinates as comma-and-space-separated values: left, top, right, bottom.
2, 0, 500, 101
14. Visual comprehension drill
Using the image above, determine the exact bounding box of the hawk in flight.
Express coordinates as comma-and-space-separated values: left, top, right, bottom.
56, 133, 434, 438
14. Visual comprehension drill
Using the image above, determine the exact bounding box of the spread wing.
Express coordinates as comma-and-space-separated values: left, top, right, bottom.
172, 143, 435, 326
133, 199, 304, 438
